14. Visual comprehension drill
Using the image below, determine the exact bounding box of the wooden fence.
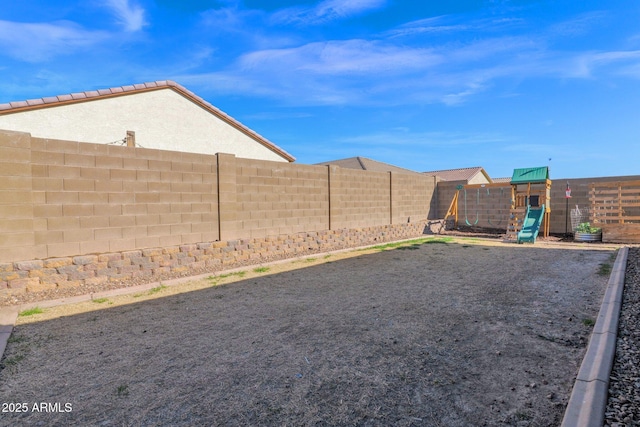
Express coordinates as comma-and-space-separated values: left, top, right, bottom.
590, 180, 640, 243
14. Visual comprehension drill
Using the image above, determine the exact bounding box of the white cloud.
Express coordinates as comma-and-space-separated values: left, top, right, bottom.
103, 0, 147, 32
0, 20, 109, 62
338, 129, 509, 147
271, 0, 387, 25
180, 3, 640, 108
239, 39, 440, 75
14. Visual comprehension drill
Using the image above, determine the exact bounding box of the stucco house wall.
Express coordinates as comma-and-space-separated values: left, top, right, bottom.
0, 81, 294, 163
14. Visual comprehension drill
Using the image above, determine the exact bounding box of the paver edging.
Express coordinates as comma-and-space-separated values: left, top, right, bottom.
561, 246, 629, 427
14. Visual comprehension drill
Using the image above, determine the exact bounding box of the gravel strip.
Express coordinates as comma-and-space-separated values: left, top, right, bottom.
605, 246, 640, 426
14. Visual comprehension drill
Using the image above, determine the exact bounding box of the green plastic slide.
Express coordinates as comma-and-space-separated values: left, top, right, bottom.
517, 204, 545, 244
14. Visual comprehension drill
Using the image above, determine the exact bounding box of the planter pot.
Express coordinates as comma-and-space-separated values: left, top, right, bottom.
574, 231, 602, 242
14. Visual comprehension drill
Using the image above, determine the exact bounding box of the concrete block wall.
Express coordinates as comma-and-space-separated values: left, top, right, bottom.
28, 136, 219, 261
0, 130, 436, 299
436, 181, 512, 230
329, 167, 392, 230
391, 172, 436, 225
235, 158, 329, 239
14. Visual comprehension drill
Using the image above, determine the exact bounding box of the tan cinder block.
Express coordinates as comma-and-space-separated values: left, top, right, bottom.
108, 192, 135, 204
80, 240, 110, 255
47, 216, 80, 230
136, 236, 161, 249
33, 177, 61, 191
35, 230, 63, 245
78, 191, 109, 204
171, 223, 191, 235
136, 169, 162, 182
148, 181, 171, 193
95, 180, 123, 193
109, 217, 138, 231
44, 191, 77, 204
63, 204, 94, 217
47, 164, 80, 179
170, 203, 190, 214
159, 235, 181, 246
1, 204, 35, 218
79, 167, 110, 181
96, 155, 123, 169
148, 159, 172, 171
110, 169, 137, 181
171, 182, 192, 193
161, 170, 182, 182
123, 157, 149, 170
31, 191, 47, 205
159, 213, 181, 224
1, 146, 31, 163
47, 242, 80, 258
0, 218, 33, 233
95, 227, 123, 241
44, 138, 79, 154
65, 153, 95, 167
146, 203, 170, 214
171, 161, 193, 172
109, 238, 137, 253
106, 144, 129, 157
77, 141, 109, 156
136, 214, 160, 226
63, 229, 94, 243
0, 130, 31, 149
0, 161, 31, 177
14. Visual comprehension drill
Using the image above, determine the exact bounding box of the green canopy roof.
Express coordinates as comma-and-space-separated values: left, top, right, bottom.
510, 167, 550, 184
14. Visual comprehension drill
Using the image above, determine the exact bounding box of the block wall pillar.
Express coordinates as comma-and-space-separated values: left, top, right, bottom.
217, 153, 238, 241
327, 165, 340, 230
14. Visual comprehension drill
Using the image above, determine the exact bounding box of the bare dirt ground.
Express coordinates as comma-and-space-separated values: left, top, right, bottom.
0, 237, 616, 426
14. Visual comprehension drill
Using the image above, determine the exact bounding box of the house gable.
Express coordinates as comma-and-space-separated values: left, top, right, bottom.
0, 81, 295, 162
422, 166, 492, 184
316, 156, 421, 174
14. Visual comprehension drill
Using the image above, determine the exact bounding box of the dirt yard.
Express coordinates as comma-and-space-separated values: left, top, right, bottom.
0, 238, 615, 426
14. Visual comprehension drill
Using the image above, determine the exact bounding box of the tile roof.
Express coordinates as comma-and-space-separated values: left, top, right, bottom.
0, 80, 295, 162
491, 177, 512, 183
422, 166, 491, 182
315, 156, 420, 174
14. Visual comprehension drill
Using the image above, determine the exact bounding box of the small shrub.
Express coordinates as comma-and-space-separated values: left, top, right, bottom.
18, 307, 44, 317
148, 284, 167, 295
575, 222, 601, 233
598, 263, 612, 276
2, 354, 24, 367
116, 384, 129, 397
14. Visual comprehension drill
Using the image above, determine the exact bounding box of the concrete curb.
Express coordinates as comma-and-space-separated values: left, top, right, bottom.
561, 246, 629, 427
0, 306, 19, 361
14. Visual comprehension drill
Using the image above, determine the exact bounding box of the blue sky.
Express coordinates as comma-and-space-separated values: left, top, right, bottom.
1, 0, 639, 179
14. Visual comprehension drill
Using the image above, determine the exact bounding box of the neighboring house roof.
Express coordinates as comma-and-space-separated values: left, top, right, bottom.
492, 177, 512, 184
422, 166, 492, 183
511, 166, 550, 184
0, 80, 295, 162
315, 156, 420, 174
